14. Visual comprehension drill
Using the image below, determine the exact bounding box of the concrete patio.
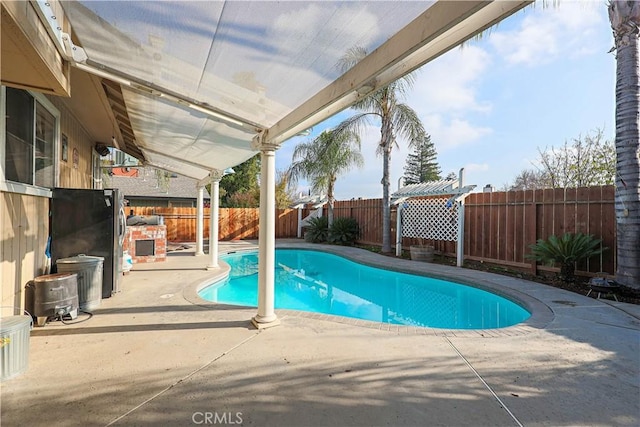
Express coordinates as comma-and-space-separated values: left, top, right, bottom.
1, 240, 639, 426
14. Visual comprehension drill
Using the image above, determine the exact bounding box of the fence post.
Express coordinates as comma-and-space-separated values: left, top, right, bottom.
527, 202, 538, 275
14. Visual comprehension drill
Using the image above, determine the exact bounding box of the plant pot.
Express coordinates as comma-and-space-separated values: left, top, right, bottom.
410, 245, 434, 262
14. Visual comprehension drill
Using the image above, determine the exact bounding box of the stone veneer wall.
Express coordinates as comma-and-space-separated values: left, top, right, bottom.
124, 225, 167, 263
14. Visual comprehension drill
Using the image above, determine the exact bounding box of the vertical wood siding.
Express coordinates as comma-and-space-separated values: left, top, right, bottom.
0, 193, 49, 316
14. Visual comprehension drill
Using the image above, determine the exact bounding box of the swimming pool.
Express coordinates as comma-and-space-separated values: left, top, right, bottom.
198, 249, 531, 329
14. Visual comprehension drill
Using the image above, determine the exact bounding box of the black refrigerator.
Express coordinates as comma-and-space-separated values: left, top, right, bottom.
50, 188, 126, 299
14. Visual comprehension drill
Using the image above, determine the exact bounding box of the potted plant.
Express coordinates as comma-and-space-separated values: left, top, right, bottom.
409, 238, 434, 262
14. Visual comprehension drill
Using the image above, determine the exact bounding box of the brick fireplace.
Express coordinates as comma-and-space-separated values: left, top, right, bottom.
124, 225, 167, 263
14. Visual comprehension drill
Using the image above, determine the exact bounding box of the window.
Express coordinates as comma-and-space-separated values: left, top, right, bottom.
3, 87, 58, 191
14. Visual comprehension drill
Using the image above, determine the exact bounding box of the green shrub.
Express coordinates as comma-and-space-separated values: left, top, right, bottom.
328, 217, 360, 246
304, 216, 329, 243
526, 232, 607, 282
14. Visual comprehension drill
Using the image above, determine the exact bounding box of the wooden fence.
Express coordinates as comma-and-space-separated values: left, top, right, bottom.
128, 207, 298, 242
462, 186, 615, 275
131, 185, 616, 276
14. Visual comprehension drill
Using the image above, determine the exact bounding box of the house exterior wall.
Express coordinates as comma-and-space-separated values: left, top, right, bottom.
1, 0, 105, 316
48, 95, 97, 189
1, 192, 49, 315
0, 93, 97, 316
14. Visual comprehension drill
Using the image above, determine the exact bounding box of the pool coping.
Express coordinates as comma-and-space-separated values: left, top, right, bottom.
183, 242, 555, 338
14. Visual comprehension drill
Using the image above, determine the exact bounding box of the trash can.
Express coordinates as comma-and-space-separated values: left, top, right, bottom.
1, 315, 32, 381
56, 254, 104, 311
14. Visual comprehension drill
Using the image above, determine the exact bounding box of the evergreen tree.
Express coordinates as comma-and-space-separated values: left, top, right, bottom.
403, 134, 441, 184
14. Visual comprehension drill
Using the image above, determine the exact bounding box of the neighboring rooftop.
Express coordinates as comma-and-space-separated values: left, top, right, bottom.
108, 167, 210, 201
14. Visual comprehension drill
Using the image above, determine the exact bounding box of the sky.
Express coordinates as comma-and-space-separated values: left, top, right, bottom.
275, 0, 616, 200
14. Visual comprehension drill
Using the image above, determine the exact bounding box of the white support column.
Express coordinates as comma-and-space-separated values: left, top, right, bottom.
207, 170, 223, 270
195, 185, 205, 256
456, 200, 465, 267
456, 168, 466, 267
297, 208, 303, 238
395, 204, 403, 257
252, 135, 280, 328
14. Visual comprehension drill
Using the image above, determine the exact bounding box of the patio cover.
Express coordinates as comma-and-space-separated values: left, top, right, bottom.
56, 0, 531, 177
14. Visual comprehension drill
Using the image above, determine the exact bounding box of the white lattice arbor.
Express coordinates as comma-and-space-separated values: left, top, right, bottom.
391, 170, 476, 267
290, 194, 327, 238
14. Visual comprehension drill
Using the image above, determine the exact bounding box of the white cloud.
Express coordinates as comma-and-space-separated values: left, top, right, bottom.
409, 45, 492, 114
489, 1, 605, 67
423, 114, 493, 151
464, 163, 490, 173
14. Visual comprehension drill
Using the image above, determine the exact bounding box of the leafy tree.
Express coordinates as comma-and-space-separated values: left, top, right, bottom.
535, 128, 615, 188
288, 129, 364, 225
336, 46, 426, 252
509, 128, 615, 190
509, 169, 548, 191
609, 1, 640, 289
275, 170, 296, 209
219, 155, 260, 207
227, 191, 258, 208
403, 134, 441, 184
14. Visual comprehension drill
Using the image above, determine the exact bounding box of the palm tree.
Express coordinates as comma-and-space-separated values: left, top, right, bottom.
336, 47, 426, 253
609, 1, 640, 289
288, 129, 364, 226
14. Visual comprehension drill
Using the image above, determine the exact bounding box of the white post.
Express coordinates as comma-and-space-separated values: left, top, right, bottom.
195, 185, 205, 256
456, 200, 465, 267
297, 208, 303, 238
252, 141, 279, 328
395, 203, 403, 257
456, 168, 466, 267
207, 171, 222, 270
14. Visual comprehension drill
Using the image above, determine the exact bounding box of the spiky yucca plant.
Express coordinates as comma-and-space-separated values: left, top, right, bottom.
304, 216, 329, 243
328, 217, 360, 246
527, 233, 607, 283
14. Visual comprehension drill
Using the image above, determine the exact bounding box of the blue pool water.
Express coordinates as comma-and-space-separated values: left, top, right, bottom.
198, 249, 530, 329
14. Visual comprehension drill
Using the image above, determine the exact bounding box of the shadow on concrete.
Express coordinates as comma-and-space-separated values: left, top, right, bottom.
127, 267, 210, 272
90, 304, 250, 315
30, 320, 253, 336
3, 347, 637, 427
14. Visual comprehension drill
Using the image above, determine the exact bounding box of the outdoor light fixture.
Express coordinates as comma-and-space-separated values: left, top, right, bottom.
95, 143, 110, 156
186, 103, 244, 127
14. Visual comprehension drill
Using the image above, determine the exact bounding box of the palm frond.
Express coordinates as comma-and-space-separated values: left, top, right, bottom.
392, 103, 426, 148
